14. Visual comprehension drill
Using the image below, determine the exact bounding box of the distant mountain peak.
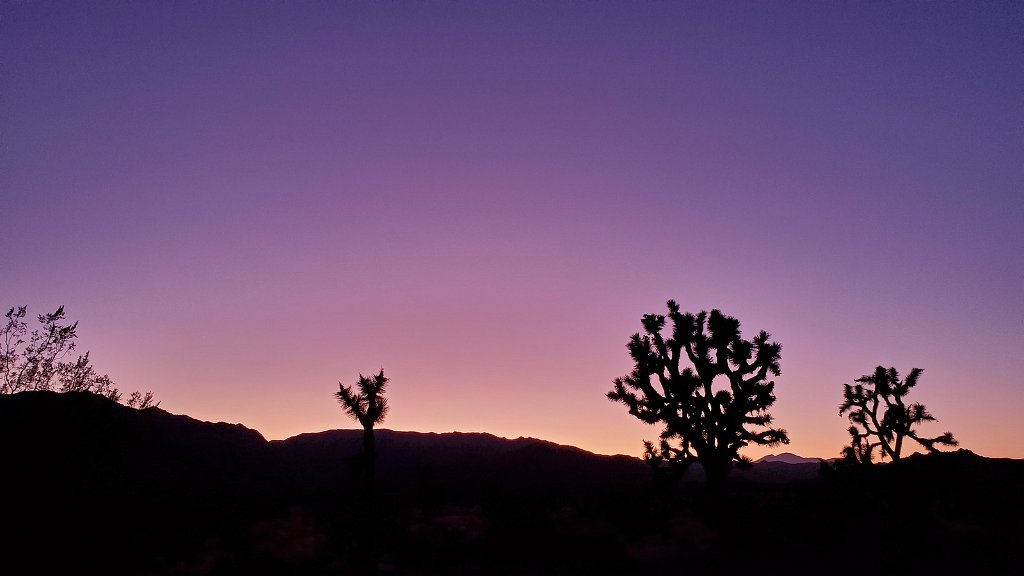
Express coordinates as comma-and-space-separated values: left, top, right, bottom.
755, 452, 821, 465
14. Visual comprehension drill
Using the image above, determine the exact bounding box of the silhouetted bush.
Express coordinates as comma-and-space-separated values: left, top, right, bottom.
1, 305, 155, 407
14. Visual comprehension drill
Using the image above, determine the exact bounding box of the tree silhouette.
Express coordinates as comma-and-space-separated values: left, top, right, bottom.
608, 300, 789, 487
335, 369, 390, 475
839, 366, 957, 464
1, 305, 156, 408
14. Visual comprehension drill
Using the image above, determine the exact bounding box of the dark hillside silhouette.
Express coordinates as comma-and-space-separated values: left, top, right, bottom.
0, 391, 279, 575
2, 391, 1021, 575
272, 428, 652, 500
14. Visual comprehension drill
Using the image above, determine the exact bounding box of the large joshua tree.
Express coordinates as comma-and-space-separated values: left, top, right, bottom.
335, 369, 390, 472
608, 300, 789, 487
839, 366, 957, 464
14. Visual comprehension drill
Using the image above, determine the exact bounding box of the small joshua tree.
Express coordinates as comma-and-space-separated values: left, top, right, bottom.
608, 300, 789, 487
335, 369, 390, 474
839, 366, 957, 464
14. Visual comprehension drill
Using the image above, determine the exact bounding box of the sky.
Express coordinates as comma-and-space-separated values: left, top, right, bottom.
2, 1, 1022, 460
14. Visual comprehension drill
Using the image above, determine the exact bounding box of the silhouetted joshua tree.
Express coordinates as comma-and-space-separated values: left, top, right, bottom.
608, 300, 789, 487
839, 366, 957, 464
335, 369, 390, 476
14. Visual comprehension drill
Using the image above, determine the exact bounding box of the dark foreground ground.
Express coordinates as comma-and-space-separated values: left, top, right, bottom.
2, 392, 1022, 575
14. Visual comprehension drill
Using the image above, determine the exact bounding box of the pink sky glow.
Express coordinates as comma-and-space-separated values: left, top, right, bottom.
3, 2, 1022, 459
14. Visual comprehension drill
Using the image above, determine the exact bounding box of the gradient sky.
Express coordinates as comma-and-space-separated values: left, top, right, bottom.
3, 2, 1022, 459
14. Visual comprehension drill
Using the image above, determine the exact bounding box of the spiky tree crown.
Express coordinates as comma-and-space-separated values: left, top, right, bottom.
608, 300, 789, 474
336, 369, 389, 429
839, 366, 957, 464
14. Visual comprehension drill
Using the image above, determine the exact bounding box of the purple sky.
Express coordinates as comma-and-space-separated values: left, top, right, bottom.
3, 2, 1022, 458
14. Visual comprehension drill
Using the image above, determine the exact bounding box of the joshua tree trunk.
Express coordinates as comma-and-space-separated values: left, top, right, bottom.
363, 423, 377, 482
703, 455, 731, 490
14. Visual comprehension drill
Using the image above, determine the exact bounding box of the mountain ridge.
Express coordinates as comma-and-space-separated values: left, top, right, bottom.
3, 390, 1021, 575
755, 452, 826, 464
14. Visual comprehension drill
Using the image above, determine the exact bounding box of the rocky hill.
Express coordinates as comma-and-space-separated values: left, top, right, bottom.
2, 391, 1021, 575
